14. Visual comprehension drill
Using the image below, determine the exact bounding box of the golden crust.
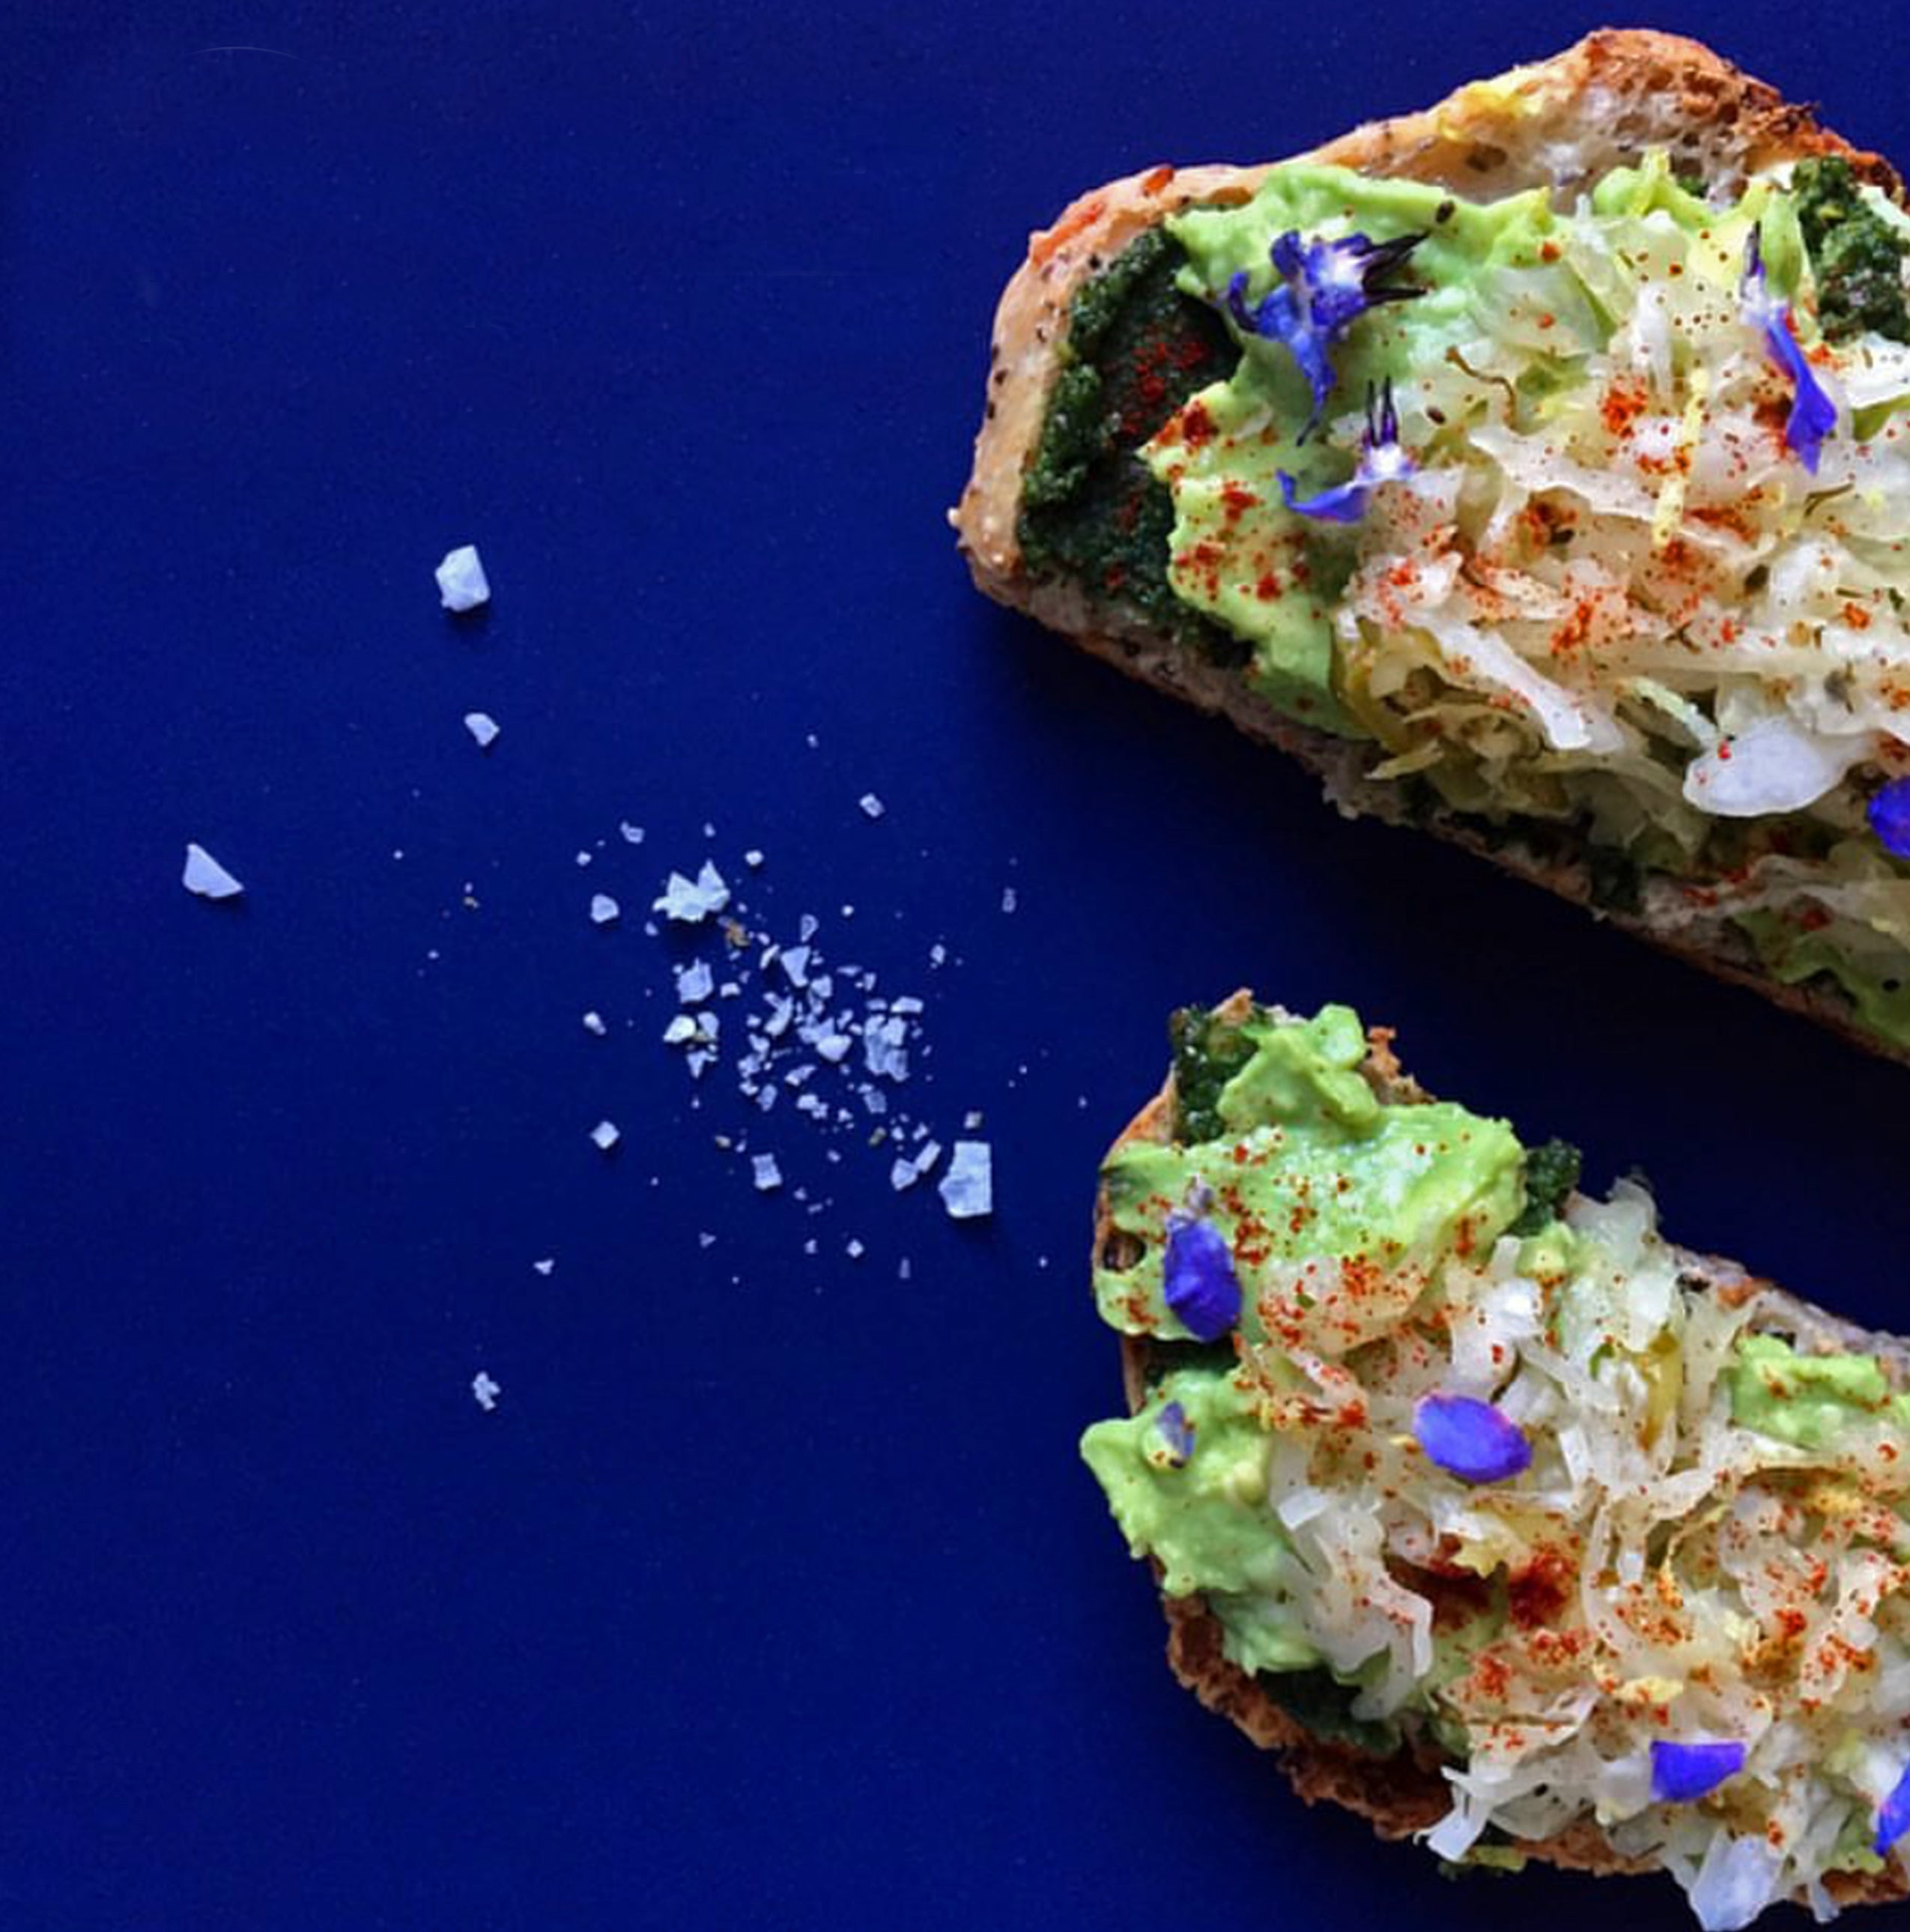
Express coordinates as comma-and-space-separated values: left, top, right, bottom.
1091, 996, 1910, 1900
953, 30, 1909, 1066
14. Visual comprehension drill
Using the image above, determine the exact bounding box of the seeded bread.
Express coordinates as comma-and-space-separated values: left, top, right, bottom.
952, 31, 1908, 1064
1094, 988, 1910, 1903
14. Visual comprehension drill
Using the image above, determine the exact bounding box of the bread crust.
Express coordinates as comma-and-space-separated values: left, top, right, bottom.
954, 31, 1909, 1065
1092, 991, 1910, 1902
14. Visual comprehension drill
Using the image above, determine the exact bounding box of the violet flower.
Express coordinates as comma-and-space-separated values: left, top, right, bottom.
1162, 1217, 1241, 1342
1278, 380, 1416, 524
1742, 228, 1837, 474
1413, 1391, 1531, 1484
1224, 228, 1423, 439
1651, 1739, 1747, 1805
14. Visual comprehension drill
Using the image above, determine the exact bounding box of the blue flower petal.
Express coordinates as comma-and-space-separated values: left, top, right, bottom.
1162, 1218, 1241, 1342
1870, 777, 1910, 858
1220, 229, 1422, 440
1155, 1400, 1196, 1467
1742, 229, 1837, 473
1279, 469, 1369, 523
1651, 1739, 1747, 1805
1875, 1760, 1910, 1857
1413, 1393, 1531, 1484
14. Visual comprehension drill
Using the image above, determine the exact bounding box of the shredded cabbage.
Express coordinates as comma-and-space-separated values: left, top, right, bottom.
1211, 1188, 1910, 1923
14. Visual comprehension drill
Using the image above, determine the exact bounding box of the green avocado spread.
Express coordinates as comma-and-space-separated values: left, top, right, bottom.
1082, 999, 1910, 1820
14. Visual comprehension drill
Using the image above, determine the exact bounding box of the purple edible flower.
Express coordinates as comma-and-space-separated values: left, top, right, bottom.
1870, 777, 1910, 858
1651, 1739, 1747, 1805
1741, 228, 1837, 474
1155, 1400, 1196, 1467
1876, 1760, 1910, 1857
1162, 1217, 1241, 1341
1223, 228, 1424, 440
1278, 379, 1416, 524
1413, 1393, 1531, 1484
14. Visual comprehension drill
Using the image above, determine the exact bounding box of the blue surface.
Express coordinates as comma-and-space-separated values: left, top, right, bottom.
6, 5, 1910, 1928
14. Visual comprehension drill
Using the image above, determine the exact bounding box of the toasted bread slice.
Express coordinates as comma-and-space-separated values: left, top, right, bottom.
954, 33, 1909, 1062
1092, 990, 1910, 1908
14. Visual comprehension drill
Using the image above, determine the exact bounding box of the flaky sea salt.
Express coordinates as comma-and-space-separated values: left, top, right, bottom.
675, 961, 715, 1005
182, 843, 244, 900
939, 1141, 992, 1220
619, 821, 645, 845
858, 794, 885, 820
1000, 886, 1017, 914
435, 545, 491, 611
652, 861, 730, 923
582, 1011, 607, 1036
533, 1258, 556, 1277
752, 1154, 783, 1193
464, 712, 500, 749
590, 894, 621, 927
589, 1120, 621, 1151
472, 1371, 501, 1411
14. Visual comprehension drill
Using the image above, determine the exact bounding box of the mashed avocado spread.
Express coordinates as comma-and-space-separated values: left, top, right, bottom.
1082, 1000, 1910, 1915
1026, 154, 1910, 1054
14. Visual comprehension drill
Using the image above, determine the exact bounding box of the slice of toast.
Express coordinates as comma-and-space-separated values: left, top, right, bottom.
1091, 989, 1910, 1911
953, 32, 1909, 1062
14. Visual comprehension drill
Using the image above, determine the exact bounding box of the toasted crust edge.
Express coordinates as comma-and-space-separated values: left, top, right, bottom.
954, 31, 1910, 1068
1090, 991, 1910, 1902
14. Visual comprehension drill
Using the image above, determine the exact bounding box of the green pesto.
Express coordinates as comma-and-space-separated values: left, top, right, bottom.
1016, 228, 1245, 662
1261, 1665, 1402, 1756
1794, 157, 1910, 344
1509, 1138, 1582, 1236
1168, 1001, 1258, 1144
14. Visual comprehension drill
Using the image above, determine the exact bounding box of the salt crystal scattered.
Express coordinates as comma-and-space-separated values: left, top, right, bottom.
436, 544, 491, 611
590, 1119, 621, 1151
698, 1232, 716, 1249
676, 960, 715, 1005
745, 850, 765, 868
815, 1034, 852, 1065
798, 914, 819, 942
663, 1014, 699, 1046
464, 712, 501, 749
803, 1238, 818, 1256
846, 1239, 865, 1260
752, 1154, 783, 1193
182, 843, 244, 900
939, 1141, 992, 1220
533, 1258, 556, 1277
575, 850, 592, 866
472, 1371, 501, 1411
929, 944, 946, 968
652, 861, 730, 923
1001, 886, 1017, 914
582, 1011, 607, 1036
964, 1111, 983, 1130
898, 1258, 912, 1282
619, 821, 645, 845
858, 793, 885, 820
590, 894, 621, 927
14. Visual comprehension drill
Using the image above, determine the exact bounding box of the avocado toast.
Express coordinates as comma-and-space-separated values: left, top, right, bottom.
954, 32, 1910, 1062
1085, 992, 1910, 1925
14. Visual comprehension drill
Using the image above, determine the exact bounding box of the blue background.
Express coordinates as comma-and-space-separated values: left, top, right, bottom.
5, 4, 1909, 1927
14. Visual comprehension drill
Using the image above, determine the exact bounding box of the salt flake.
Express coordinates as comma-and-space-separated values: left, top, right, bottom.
464, 712, 500, 749
752, 1154, 783, 1193
182, 843, 244, 900
472, 1371, 501, 1411
939, 1141, 992, 1220
435, 545, 491, 611
590, 894, 621, 927
590, 1120, 621, 1151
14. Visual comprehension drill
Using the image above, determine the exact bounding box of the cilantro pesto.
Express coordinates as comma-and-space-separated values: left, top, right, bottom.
1793, 156, 1910, 343
1082, 999, 1910, 1916
1017, 228, 1244, 663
